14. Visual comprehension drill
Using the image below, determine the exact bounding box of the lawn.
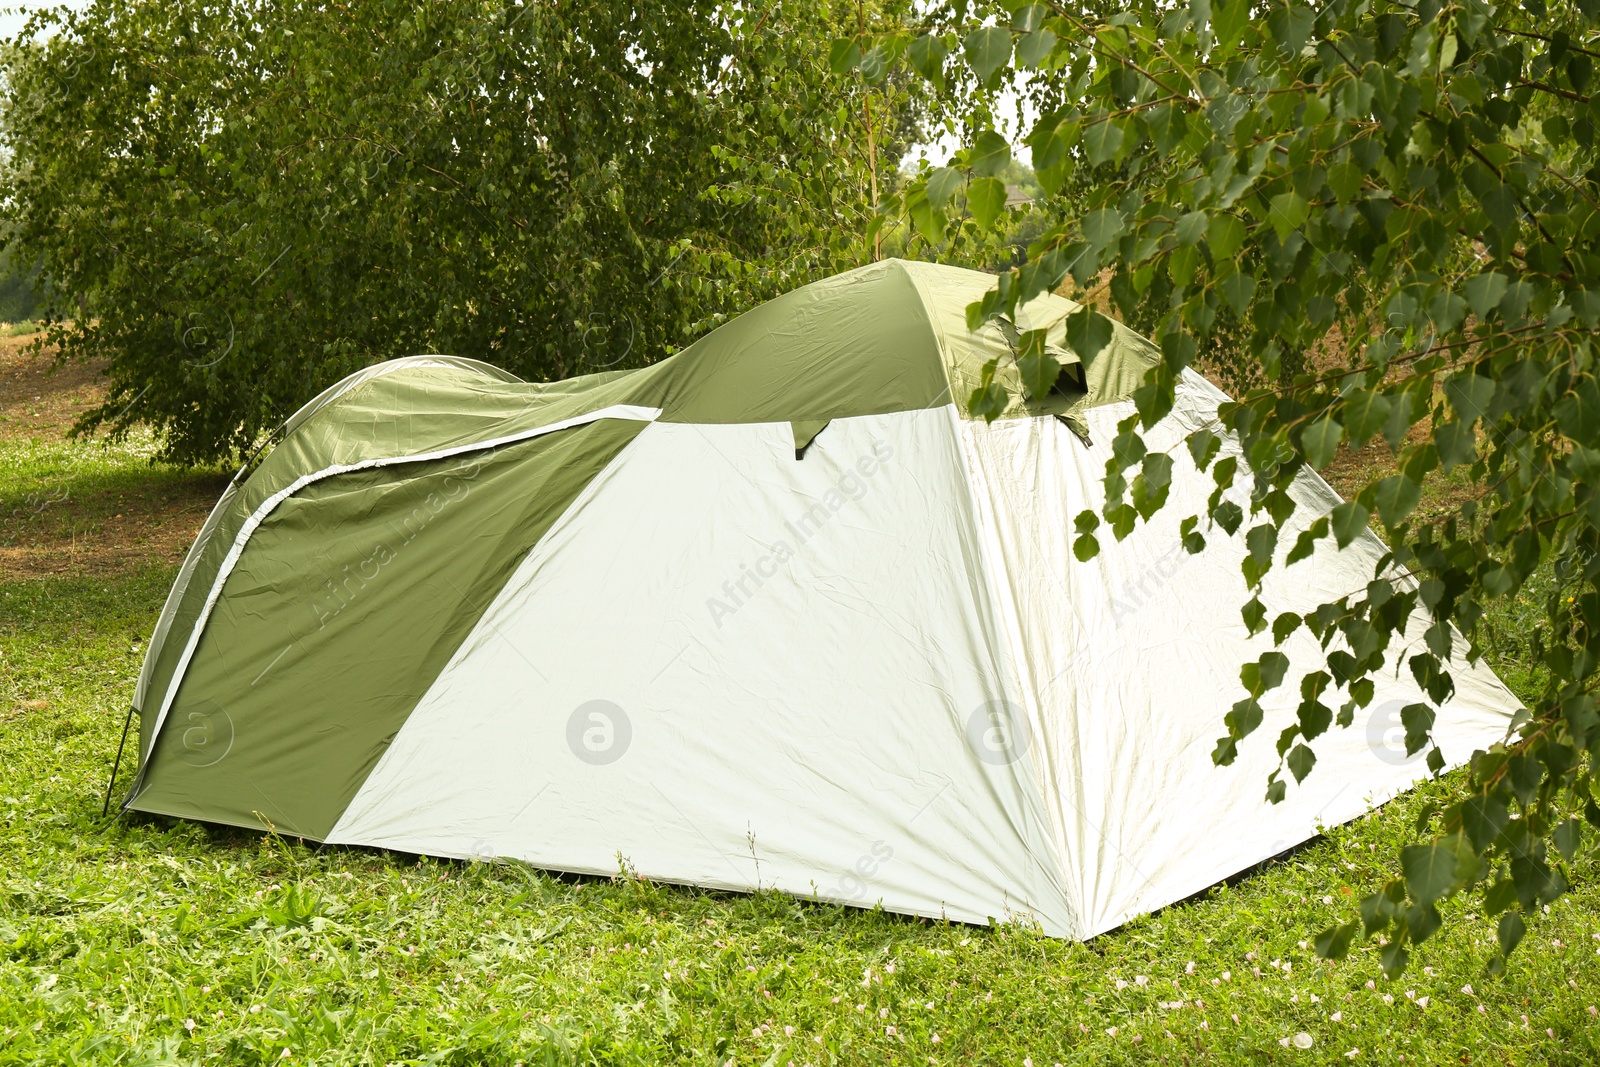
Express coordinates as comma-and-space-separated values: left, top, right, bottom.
2, 339, 1597, 1066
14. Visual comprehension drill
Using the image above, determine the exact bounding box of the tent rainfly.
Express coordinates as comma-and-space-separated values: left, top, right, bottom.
119, 259, 1518, 939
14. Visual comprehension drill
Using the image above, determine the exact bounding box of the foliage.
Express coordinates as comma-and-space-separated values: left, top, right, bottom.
0, 247, 41, 324
0, 0, 927, 464
835, 0, 1600, 976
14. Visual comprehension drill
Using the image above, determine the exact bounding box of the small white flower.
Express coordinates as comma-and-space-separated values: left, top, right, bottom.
1345, 1049, 1359, 1059
1323, 896, 1334, 905
1279, 1037, 1291, 1048
1246, 952, 1257, 961
1115, 979, 1128, 990
1135, 975, 1148, 986
1461, 984, 1474, 996
1221, 971, 1231, 982
884, 962, 895, 974
1417, 996, 1429, 1008
1298, 941, 1309, 950
1231, 1014, 1240, 1024
184, 1019, 196, 1032
1382, 994, 1394, 1005
784, 1026, 794, 1037
1310, 993, 1320, 1004
1105, 1027, 1118, 1037
931, 1033, 941, 1044
1589, 1006, 1599, 1018
1331, 1011, 1343, 1022
879, 1008, 889, 1019
751, 1028, 761, 1038
1477, 1005, 1487, 1015
1185, 961, 1196, 974
885, 1026, 897, 1037
1405, 990, 1416, 1001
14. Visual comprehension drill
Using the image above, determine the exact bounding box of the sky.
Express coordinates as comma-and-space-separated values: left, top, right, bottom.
0, 2, 88, 41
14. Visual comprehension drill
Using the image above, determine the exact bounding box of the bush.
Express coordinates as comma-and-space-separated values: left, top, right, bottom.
0, 0, 925, 462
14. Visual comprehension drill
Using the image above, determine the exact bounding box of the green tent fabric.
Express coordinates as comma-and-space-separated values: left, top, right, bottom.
121, 259, 1517, 941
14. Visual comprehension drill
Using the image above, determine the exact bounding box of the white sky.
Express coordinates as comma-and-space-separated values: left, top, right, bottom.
0, 2, 88, 40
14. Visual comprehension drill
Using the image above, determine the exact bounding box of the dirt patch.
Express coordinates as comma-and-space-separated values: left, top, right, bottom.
0, 331, 108, 443
0, 336, 229, 580
0, 477, 229, 581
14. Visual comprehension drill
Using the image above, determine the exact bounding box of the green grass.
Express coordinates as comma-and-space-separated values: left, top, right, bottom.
2, 435, 1598, 1066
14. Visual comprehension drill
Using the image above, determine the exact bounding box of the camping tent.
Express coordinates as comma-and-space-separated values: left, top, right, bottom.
121, 259, 1518, 939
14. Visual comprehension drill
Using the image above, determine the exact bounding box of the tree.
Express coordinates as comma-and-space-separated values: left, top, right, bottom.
0, 0, 931, 463
836, 0, 1600, 975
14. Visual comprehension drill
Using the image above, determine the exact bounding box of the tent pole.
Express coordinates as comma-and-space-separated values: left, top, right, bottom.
101, 704, 136, 819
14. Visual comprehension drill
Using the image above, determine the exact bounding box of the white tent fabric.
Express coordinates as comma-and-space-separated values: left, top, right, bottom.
329, 378, 1517, 938
960, 371, 1518, 935
331, 409, 1075, 932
